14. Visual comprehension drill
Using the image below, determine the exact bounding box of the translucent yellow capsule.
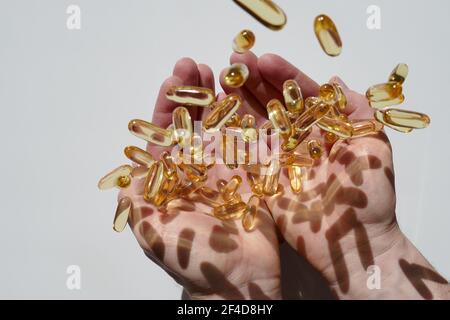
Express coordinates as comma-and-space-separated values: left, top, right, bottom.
314, 14, 342, 57
382, 108, 430, 129
288, 166, 303, 194
128, 119, 173, 147
293, 102, 331, 131
220, 175, 243, 202
267, 99, 292, 138
124, 146, 155, 167
263, 161, 280, 196
308, 140, 323, 160
233, 0, 287, 31
332, 83, 347, 111
283, 79, 304, 113
281, 128, 312, 152
232, 29, 256, 53
172, 107, 193, 145
160, 151, 177, 179
224, 63, 249, 88
98, 165, 133, 190
351, 120, 384, 137
369, 94, 405, 110
317, 116, 353, 139
319, 83, 339, 105
204, 94, 242, 133
305, 96, 321, 109
247, 172, 264, 197
374, 110, 413, 133
366, 82, 403, 108
214, 201, 248, 221
144, 162, 178, 206
177, 180, 205, 198
389, 63, 409, 84
113, 197, 132, 233
241, 114, 258, 142
277, 153, 314, 167
225, 113, 242, 127
166, 86, 214, 107
179, 163, 208, 183
242, 195, 260, 231
324, 131, 338, 144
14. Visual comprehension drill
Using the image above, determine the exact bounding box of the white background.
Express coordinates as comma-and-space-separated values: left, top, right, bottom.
0, 0, 449, 299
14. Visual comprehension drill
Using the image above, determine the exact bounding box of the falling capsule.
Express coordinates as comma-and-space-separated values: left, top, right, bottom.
374, 110, 413, 133
223, 63, 249, 88
308, 140, 323, 160
241, 114, 258, 142
319, 83, 339, 105
263, 161, 280, 196
172, 107, 193, 145
144, 162, 178, 206
293, 101, 331, 131
281, 128, 312, 152
166, 86, 214, 107
366, 82, 403, 109
288, 166, 303, 194
233, 0, 287, 31
382, 108, 430, 129
314, 14, 342, 57
232, 29, 256, 53
204, 94, 242, 132
113, 197, 132, 232
242, 195, 260, 231
351, 120, 384, 137
317, 116, 353, 139
98, 165, 133, 190
369, 94, 405, 110
128, 119, 173, 147
389, 63, 409, 84
283, 80, 304, 113
267, 99, 292, 138
221, 175, 243, 202
214, 201, 248, 221
124, 146, 155, 167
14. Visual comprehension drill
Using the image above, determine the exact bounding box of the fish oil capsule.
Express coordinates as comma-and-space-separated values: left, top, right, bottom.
225, 113, 241, 127
369, 94, 405, 110
166, 86, 214, 107
113, 197, 132, 232
317, 116, 353, 139
374, 110, 413, 133
233, 0, 287, 30
223, 63, 249, 88
293, 101, 332, 131
382, 108, 430, 129
366, 82, 403, 108
324, 131, 338, 144
263, 161, 280, 196
308, 140, 323, 160
204, 94, 242, 132
288, 166, 303, 194
172, 107, 193, 145
314, 14, 342, 57
267, 99, 292, 138
221, 175, 243, 202
247, 172, 264, 197
177, 180, 205, 197
389, 63, 409, 84
214, 201, 248, 221
277, 153, 314, 167
232, 29, 256, 53
160, 151, 177, 179
98, 165, 133, 190
304, 96, 321, 109
283, 80, 304, 113
124, 146, 155, 167
351, 120, 384, 137
179, 163, 208, 183
242, 195, 260, 231
128, 119, 173, 147
143, 162, 164, 203
319, 83, 339, 105
281, 128, 312, 152
241, 114, 258, 142
332, 83, 347, 111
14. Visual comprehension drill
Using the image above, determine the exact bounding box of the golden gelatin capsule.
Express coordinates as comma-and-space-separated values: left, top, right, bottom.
242, 195, 260, 231
128, 119, 173, 147
283, 79, 304, 113
267, 99, 292, 138
351, 120, 384, 137
304, 96, 321, 109
293, 102, 331, 131
124, 146, 155, 167
225, 113, 241, 127
221, 175, 243, 202
281, 128, 312, 152
232, 29, 256, 53
389, 63, 409, 84
369, 94, 405, 109
177, 180, 205, 197
319, 83, 339, 105
366, 82, 403, 108
324, 131, 338, 143
143, 162, 164, 202
374, 110, 413, 133
98, 165, 133, 190
288, 165, 303, 194
382, 108, 430, 129
214, 201, 248, 221
277, 153, 314, 167
166, 86, 214, 107
317, 116, 353, 139
241, 114, 258, 142
314, 14, 342, 57
332, 83, 347, 110
223, 63, 249, 88
307, 140, 323, 160
160, 151, 177, 179
233, 0, 287, 31
204, 94, 242, 132
247, 172, 264, 197
172, 107, 193, 145
113, 197, 132, 232
263, 161, 280, 196
179, 163, 208, 183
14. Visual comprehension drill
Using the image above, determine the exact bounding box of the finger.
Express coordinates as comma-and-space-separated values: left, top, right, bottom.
152, 76, 184, 128
173, 57, 201, 121
257, 53, 319, 98
197, 63, 215, 122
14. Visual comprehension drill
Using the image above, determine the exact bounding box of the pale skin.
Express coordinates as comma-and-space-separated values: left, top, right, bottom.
119, 52, 450, 300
